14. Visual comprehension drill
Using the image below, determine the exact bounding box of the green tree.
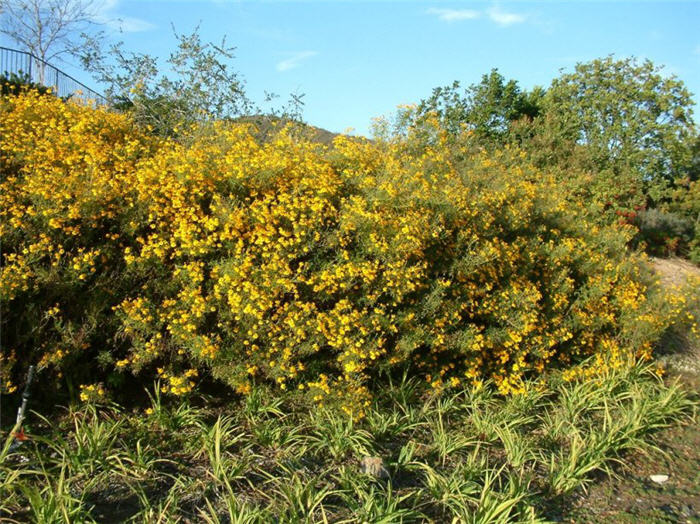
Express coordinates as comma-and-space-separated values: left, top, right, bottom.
416, 69, 543, 144
543, 56, 696, 194
79, 26, 305, 140
79, 26, 253, 137
688, 135, 700, 182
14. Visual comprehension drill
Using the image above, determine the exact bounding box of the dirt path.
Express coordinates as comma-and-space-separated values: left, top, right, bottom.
651, 257, 700, 289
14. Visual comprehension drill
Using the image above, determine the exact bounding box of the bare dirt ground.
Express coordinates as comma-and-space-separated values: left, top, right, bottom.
569, 257, 700, 523
652, 257, 700, 289
653, 257, 700, 378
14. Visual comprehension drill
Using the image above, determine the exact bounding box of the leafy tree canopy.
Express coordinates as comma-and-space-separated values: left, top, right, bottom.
416, 69, 543, 143
543, 56, 697, 187
79, 26, 304, 139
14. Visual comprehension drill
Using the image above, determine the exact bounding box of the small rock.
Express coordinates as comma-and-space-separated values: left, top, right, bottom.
650, 474, 669, 484
359, 456, 389, 479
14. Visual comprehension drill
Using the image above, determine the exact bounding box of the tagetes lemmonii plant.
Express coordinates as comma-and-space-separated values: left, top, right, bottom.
1, 91, 695, 415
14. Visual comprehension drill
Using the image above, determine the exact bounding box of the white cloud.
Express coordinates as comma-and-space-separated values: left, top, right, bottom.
94, 0, 155, 33
98, 0, 119, 11
426, 8, 480, 22
103, 16, 155, 33
487, 6, 526, 26
276, 50, 317, 72
427, 5, 526, 27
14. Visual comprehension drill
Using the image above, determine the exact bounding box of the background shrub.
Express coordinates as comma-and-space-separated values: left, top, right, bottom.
667, 178, 700, 263
633, 208, 694, 257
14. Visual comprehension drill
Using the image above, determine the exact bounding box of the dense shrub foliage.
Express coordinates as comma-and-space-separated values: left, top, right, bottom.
1, 71, 51, 98
0, 92, 693, 413
667, 177, 700, 262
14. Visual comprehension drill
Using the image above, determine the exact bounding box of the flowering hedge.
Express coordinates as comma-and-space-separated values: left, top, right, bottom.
0, 92, 688, 413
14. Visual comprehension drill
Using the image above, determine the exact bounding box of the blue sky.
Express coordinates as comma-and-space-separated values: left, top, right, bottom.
3, 1, 700, 136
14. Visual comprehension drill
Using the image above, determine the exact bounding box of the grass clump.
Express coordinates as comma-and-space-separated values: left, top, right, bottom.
1, 362, 696, 522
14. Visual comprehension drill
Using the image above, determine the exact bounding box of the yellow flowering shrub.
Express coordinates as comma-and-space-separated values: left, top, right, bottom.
1, 91, 694, 413
79, 383, 106, 403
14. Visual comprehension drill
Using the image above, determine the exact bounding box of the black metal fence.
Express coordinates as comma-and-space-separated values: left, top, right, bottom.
0, 46, 106, 106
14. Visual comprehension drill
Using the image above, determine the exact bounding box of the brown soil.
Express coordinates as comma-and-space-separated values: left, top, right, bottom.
651, 257, 700, 289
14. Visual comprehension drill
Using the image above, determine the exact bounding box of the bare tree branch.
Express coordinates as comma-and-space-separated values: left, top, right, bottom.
0, 0, 99, 67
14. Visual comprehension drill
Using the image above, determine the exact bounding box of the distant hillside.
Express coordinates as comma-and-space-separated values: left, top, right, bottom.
233, 114, 365, 145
